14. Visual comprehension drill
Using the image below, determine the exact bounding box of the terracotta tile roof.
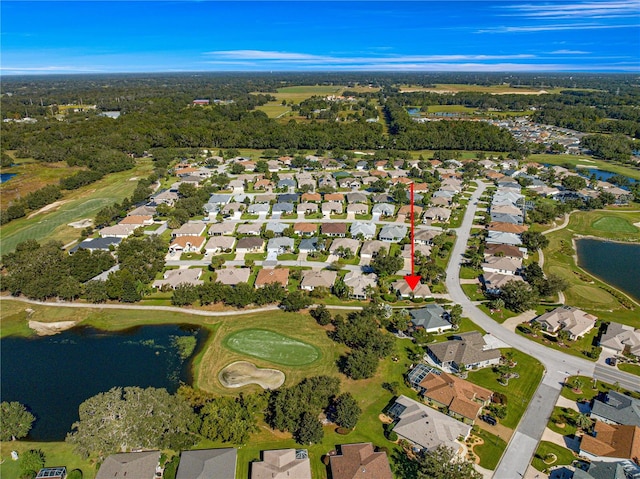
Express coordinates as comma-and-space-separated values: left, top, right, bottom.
329, 443, 393, 479
255, 268, 289, 287
170, 235, 205, 249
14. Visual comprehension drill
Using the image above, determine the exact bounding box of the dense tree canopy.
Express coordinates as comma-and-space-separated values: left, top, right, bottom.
0, 401, 36, 441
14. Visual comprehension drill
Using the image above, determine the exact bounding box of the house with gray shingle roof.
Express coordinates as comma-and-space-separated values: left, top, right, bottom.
409, 304, 451, 333
426, 332, 501, 371
590, 391, 640, 427
600, 322, 640, 357
378, 224, 407, 242
215, 268, 251, 286
265, 221, 288, 236
372, 203, 395, 217
248, 203, 270, 215
298, 237, 320, 253
267, 237, 294, 254
176, 448, 237, 479
350, 222, 376, 240
96, 451, 161, 479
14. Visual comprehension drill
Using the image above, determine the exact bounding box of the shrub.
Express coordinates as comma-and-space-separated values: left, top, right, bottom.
336, 427, 352, 435
386, 430, 398, 442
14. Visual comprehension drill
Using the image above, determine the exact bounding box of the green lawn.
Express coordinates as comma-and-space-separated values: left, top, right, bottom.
617, 363, 640, 376
591, 216, 638, 234
547, 406, 579, 436
462, 283, 486, 301
529, 153, 640, 181
467, 349, 544, 429
531, 441, 576, 472
472, 428, 507, 470
0, 440, 97, 479
515, 324, 600, 362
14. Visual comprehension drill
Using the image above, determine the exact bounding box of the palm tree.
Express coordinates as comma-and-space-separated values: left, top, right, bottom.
575, 413, 593, 432
572, 378, 583, 392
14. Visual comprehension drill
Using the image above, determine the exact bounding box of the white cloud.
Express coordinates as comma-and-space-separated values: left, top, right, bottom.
0, 65, 105, 73
500, 1, 640, 19
549, 49, 591, 54
478, 23, 637, 33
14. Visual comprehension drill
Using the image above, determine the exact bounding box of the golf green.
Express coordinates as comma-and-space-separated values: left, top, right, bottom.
592, 216, 638, 234
223, 329, 320, 366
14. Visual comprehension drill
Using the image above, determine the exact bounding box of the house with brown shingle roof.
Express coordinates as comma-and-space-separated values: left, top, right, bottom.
324, 193, 345, 202
417, 371, 493, 424
119, 215, 154, 227
487, 221, 529, 234
329, 443, 393, 479
301, 192, 322, 202
96, 451, 161, 479
236, 237, 264, 253
580, 422, 640, 462
153, 268, 204, 290
322, 223, 347, 237
255, 268, 289, 288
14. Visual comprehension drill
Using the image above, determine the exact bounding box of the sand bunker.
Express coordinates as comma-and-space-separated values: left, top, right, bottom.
27, 200, 69, 218
29, 320, 77, 336
68, 218, 93, 228
219, 361, 285, 390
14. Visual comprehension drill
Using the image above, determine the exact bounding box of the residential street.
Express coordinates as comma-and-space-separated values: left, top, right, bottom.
445, 180, 640, 479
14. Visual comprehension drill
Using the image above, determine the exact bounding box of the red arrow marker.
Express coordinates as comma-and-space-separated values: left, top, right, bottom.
404, 182, 422, 290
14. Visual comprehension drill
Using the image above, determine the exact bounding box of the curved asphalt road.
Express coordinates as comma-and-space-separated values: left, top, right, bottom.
446, 180, 639, 479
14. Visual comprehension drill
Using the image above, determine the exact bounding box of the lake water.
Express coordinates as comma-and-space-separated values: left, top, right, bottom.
0, 173, 16, 183
407, 107, 421, 117
577, 167, 637, 185
576, 238, 640, 302
0, 324, 208, 441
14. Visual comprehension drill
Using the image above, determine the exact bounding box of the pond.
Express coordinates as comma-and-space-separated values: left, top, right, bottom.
0, 173, 16, 183
576, 238, 640, 302
0, 324, 208, 441
577, 167, 637, 186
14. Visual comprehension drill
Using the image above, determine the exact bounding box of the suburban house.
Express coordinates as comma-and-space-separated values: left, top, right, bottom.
236, 223, 261, 236
398, 204, 423, 218
204, 236, 236, 254
590, 391, 640, 427
423, 207, 451, 223
153, 268, 204, 289
484, 243, 527, 260
208, 222, 236, 236
481, 256, 522, 276
297, 202, 319, 214
298, 237, 320, 253
322, 201, 344, 215
176, 448, 237, 479
329, 443, 393, 479
153, 189, 179, 206
343, 271, 378, 300
119, 215, 154, 227
426, 331, 501, 371
324, 193, 345, 202
346, 203, 368, 215
329, 238, 360, 256
402, 243, 431, 260
378, 225, 407, 242
301, 192, 322, 202
267, 237, 294, 254
98, 224, 138, 238
487, 221, 528, 234
265, 221, 288, 236
70, 236, 121, 253
533, 306, 598, 340
172, 222, 207, 238
346, 192, 368, 204
235, 237, 264, 253
482, 271, 526, 295
360, 240, 389, 259
599, 323, 640, 357
293, 223, 317, 236
372, 203, 395, 217
391, 279, 432, 299
579, 422, 640, 462
277, 193, 299, 203
322, 223, 347, 237
215, 268, 251, 286
486, 231, 523, 246
96, 451, 161, 479
250, 449, 311, 479
248, 203, 270, 215
169, 236, 206, 254
128, 204, 157, 217
572, 460, 640, 479
409, 304, 452, 333
300, 270, 337, 291
255, 268, 289, 288
414, 370, 493, 424
415, 228, 439, 245
387, 395, 471, 456
271, 203, 294, 215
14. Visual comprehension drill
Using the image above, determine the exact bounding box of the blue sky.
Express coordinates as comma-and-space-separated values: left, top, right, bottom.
1, 1, 639, 74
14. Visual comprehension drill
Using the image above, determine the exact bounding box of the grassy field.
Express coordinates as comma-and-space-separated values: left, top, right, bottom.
467, 349, 544, 429
618, 363, 640, 376
529, 153, 640, 181
0, 160, 154, 256
472, 428, 507, 470
399, 83, 564, 94
223, 329, 320, 366
542, 209, 640, 325
1, 155, 86, 204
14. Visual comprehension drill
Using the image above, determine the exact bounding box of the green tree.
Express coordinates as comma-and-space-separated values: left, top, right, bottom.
171, 284, 200, 306
200, 395, 258, 444
521, 231, 549, 251
19, 449, 45, 479
499, 280, 538, 313
333, 393, 361, 429
66, 387, 197, 459
295, 412, 323, 445
449, 304, 463, 327
416, 445, 481, 479
343, 349, 379, 379
370, 248, 403, 277
0, 401, 36, 441
84, 280, 109, 303
280, 291, 312, 312
310, 304, 332, 326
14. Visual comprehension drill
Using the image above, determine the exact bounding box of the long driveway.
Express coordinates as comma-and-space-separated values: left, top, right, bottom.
446, 180, 639, 479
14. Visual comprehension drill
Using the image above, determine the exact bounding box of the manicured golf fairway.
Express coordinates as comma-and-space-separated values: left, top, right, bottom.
223, 329, 320, 366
